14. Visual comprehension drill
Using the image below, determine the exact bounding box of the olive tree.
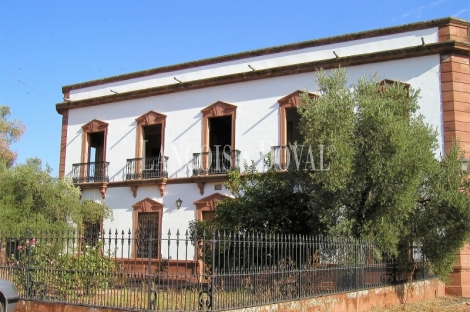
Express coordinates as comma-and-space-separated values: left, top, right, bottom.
0, 158, 112, 233
298, 68, 470, 278
0, 105, 25, 167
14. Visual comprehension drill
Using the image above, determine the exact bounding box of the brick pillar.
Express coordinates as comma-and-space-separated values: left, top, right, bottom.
439, 19, 470, 297
446, 244, 470, 297
59, 109, 69, 178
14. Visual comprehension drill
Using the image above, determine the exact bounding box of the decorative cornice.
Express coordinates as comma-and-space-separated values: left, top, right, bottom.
201, 101, 237, 117
135, 111, 167, 127
132, 197, 164, 212
56, 41, 470, 114
82, 119, 108, 133
278, 90, 317, 107
194, 193, 232, 211
61, 17, 468, 94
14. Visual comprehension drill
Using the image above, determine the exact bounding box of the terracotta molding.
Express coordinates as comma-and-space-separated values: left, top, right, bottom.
278, 91, 317, 165
135, 111, 167, 160
131, 198, 164, 258
99, 184, 107, 199
166, 177, 195, 184
196, 181, 205, 195
194, 193, 233, 221
278, 90, 317, 147
130, 185, 138, 198
76, 182, 108, 199
56, 41, 470, 114
81, 119, 109, 164
199, 102, 237, 183
74, 174, 246, 190
378, 79, 411, 90
59, 110, 69, 178
201, 101, 237, 152
61, 17, 467, 94
77, 179, 168, 198
157, 180, 167, 197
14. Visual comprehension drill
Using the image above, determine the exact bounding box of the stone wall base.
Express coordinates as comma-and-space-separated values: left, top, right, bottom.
15, 279, 445, 312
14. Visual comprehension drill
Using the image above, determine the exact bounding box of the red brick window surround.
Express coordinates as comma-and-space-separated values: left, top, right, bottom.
194, 193, 232, 221
278, 90, 317, 147
201, 101, 237, 152
132, 198, 163, 259
135, 111, 167, 159
81, 119, 109, 164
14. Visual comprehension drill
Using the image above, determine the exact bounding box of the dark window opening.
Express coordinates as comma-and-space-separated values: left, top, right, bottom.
207, 116, 233, 174
87, 132, 106, 181
136, 212, 159, 258
286, 108, 303, 145
142, 124, 164, 177
209, 116, 232, 151
143, 124, 162, 158
88, 132, 105, 163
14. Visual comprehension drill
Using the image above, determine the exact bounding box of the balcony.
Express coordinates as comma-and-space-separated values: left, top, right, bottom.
126, 156, 169, 180
72, 162, 109, 183
192, 149, 240, 176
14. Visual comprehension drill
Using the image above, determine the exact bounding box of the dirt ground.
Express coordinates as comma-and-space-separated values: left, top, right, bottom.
368, 296, 470, 311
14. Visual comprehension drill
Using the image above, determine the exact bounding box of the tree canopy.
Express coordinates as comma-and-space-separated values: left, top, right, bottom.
0, 159, 112, 234
210, 68, 470, 279
0, 105, 25, 167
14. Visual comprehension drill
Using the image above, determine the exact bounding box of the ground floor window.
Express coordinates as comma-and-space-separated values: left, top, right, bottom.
136, 212, 159, 258
82, 220, 101, 248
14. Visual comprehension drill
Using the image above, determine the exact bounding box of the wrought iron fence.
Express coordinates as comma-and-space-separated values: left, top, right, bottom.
193, 149, 241, 176
126, 156, 169, 180
0, 229, 430, 311
71, 162, 109, 183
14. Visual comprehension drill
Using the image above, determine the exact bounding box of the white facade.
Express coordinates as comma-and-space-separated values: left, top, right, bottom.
58, 22, 451, 259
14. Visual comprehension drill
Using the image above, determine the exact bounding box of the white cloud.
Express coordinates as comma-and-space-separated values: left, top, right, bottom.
398, 0, 449, 20
431, 0, 446, 7
452, 8, 468, 17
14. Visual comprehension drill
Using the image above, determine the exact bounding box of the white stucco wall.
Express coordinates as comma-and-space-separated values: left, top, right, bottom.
66, 32, 443, 259
66, 54, 443, 180
68, 28, 438, 101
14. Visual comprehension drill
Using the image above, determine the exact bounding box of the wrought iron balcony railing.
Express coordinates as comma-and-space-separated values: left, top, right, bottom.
125, 156, 169, 180
192, 149, 240, 176
271, 145, 288, 170
72, 162, 109, 183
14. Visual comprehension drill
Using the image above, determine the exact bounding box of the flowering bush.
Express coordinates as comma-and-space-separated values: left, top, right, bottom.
10, 237, 116, 298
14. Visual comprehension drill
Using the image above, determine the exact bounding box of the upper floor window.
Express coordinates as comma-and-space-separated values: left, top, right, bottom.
201, 101, 237, 152
135, 111, 167, 158
378, 79, 410, 95
81, 119, 109, 164
127, 111, 168, 180
273, 91, 316, 170
278, 91, 317, 147
378, 79, 411, 118
73, 119, 109, 183
193, 102, 240, 176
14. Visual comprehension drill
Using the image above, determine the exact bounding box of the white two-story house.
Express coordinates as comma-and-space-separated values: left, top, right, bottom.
56, 17, 470, 263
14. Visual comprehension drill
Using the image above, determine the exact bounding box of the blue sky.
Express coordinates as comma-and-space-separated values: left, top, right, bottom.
1, 0, 469, 175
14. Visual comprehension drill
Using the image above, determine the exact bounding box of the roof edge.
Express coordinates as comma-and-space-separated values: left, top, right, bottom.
62, 17, 468, 94
56, 40, 469, 114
